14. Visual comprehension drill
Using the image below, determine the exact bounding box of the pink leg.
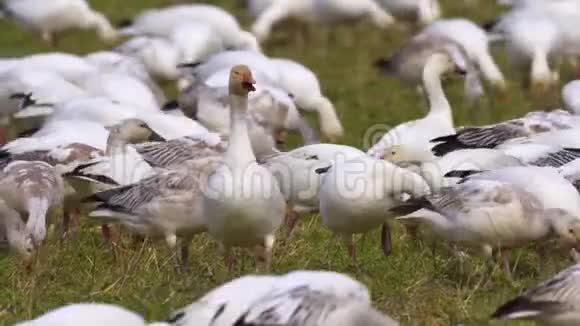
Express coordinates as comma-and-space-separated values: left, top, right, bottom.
0, 127, 7, 145
284, 204, 300, 237
342, 234, 358, 269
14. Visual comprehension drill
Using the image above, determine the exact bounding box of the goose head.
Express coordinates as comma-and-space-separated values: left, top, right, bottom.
87, 11, 120, 44
108, 119, 165, 144
426, 51, 467, 78
229, 65, 256, 97
547, 208, 580, 249
8, 228, 35, 264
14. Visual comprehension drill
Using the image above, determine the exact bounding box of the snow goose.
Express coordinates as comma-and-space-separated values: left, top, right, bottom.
134, 135, 225, 169
380, 0, 441, 25
115, 36, 183, 81
367, 52, 466, 161
420, 18, 506, 91
202, 65, 285, 271
15, 303, 168, 326
455, 166, 580, 218
84, 51, 167, 105
486, 5, 574, 90
492, 263, 580, 324
2, 119, 110, 156
562, 80, 580, 114
417, 148, 524, 192
179, 76, 316, 146
374, 33, 484, 103
260, 143, 365, 232
271, 58, 344, 141
16, 96, 211, 141
317, 155, 430, 267
85, 156, 221, 270
1, 0, 118, 45
73, 72, 162, 111
0, 67, 86, 142
0, 53, 98, 83
118, 4, 260, 52
0, 198, 35, 263
183, 50, 280, 85
63, 118, 164, 190
168, 270, 372, 326
430, 110, 580, 156
250, 0, 395, 42
392, 179, 580, 279
233, 286, 398, 326
0, 160, 64, 245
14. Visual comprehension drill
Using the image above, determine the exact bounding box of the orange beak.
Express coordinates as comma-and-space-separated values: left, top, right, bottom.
242, 73, 256, 92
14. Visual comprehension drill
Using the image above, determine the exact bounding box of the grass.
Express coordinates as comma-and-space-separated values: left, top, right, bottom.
0, 0, 575, 324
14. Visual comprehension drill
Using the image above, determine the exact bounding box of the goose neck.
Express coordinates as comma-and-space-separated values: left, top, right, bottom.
105, 132, 127, 156
422, 64, 452, 119
225, 94, 255, 164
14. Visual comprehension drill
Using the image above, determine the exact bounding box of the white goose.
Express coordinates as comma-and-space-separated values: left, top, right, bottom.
16, 303, 168, 326
492, 263, 580, 324
17, 97, 211, 141
367, 52, 466, 162
84, 51, 167, 105
317, 155, 430, 267
486, 2, 580, 89
180, 70, 317, 145
85, 156, 221, 270
380, 0, 441, 24
562, 80, 580, 114
118, 4, 260, 52
0, 198, 34, 263
0, 160, 65, 246
186, 52, 343, 141
202, 65, 285, 271
1, 0, 118, 45
392, 178, 580, 279
420, 18, 506, 91
64, 119, 164, 190
430, 110, 580, 156
250, 0, 395, 42
272, 58, 344, 141
168, 270, 373, 326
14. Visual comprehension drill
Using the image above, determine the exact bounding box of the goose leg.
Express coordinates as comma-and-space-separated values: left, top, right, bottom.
0, 127, 7, 145
263, 234, 275, 272
41, 31, 56, 47
381, 223, 392, 256
342, 234, 358, 269
221, 245, 235, 272
180, 238, 191, 273
500, 249, 513, 282
284, 204, 300, 237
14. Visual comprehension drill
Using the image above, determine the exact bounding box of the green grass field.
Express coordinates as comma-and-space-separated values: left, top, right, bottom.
0, 1, 575, 325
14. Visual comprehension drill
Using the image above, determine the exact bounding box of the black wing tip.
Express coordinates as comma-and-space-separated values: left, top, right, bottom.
177, 62, 201, 69
430, 134, 471, 157
563, 147, 580, 153
64, 162, 120, 186
315, 166, 332, 174
17, 127, 40, 138
166, 311, 185, 324
0, 149, 11, 160
444, 169, 481, 179
373, 57, 393, 72
389, 198, 430, 216
161, 99, 180, 111
491, 297, 553, 320
117, 18, 133, 28
482, 18, 499, 32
